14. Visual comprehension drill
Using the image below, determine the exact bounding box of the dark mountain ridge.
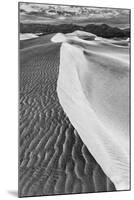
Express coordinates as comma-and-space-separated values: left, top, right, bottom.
20, 23, 130, 39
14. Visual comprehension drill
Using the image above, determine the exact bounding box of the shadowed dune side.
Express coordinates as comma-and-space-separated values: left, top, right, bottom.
19, 35, 115, 197
52, 32, 130, 190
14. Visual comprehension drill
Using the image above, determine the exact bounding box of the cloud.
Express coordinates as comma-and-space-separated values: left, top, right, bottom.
19, 3, 130, 28
20, 2, 50, 12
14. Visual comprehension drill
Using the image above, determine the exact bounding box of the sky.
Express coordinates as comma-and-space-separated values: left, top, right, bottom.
19, 2, 130, 29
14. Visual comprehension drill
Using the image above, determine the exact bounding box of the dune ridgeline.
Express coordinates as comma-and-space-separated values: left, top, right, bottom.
51, 31, 130, 190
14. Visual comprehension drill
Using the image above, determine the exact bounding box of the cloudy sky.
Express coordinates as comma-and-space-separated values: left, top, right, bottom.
19, 3, 130, 28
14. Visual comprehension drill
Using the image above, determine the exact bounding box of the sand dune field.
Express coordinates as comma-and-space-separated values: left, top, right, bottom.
19, 33, 116, 197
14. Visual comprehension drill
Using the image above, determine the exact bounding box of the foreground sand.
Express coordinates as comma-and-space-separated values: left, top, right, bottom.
19, 34, 115, 197
52, 31, 130, 190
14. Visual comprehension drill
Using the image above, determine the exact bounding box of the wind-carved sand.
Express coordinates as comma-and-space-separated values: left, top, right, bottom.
20, 33, 39, 40
52, 31, 130, 190
19, 33, 123, 197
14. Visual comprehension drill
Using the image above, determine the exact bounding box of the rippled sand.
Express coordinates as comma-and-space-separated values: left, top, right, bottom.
19, 33, 116, 197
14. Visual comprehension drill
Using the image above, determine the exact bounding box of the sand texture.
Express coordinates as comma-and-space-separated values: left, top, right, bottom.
52, 32, 130, 190
19, 34, 116, 197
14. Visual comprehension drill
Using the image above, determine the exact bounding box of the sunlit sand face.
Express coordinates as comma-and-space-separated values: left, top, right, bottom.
82, 47, 129, 140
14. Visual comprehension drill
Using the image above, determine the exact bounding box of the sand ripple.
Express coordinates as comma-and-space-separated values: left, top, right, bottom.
19, 35, 115, 197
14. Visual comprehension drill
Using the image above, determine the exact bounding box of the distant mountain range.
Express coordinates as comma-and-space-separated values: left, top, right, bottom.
20, 23, 130, 39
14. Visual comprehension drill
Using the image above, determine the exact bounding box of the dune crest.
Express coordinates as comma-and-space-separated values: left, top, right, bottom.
51, 31, 130, 190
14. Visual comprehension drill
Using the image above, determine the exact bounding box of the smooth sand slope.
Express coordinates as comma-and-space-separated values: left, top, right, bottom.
19, 34, 115, 197
52, 31, 130, 190
20, 33, 39, 40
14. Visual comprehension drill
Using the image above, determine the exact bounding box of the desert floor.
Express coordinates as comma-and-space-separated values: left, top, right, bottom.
19, 34, 115, 197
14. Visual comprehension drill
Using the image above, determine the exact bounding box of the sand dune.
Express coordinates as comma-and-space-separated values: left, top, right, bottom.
20, 33, 39, 41
52, 31, 130, 190
19, 35, 115, 197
